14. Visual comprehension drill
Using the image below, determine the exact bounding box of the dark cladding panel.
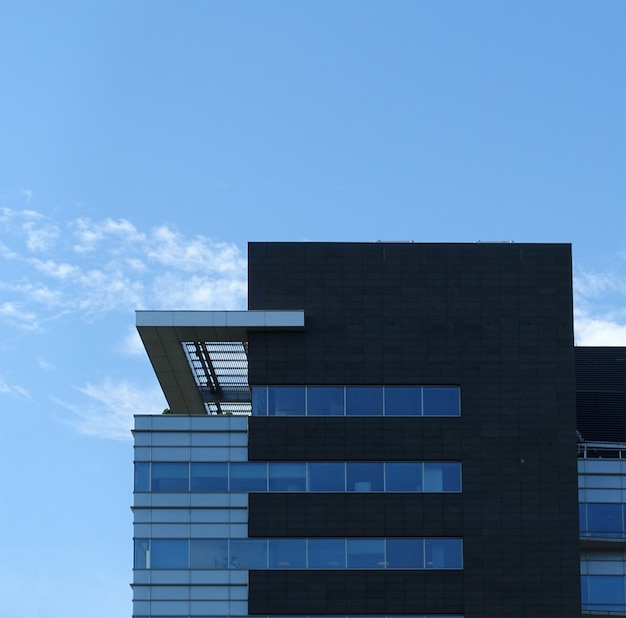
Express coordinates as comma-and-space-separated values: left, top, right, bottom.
248, 569, 464, 616
576, 347, 626, 442
248, 416, 462, 461
248, 493, 463, 538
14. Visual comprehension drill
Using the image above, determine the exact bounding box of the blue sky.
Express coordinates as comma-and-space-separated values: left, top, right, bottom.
0, 2, 625, 616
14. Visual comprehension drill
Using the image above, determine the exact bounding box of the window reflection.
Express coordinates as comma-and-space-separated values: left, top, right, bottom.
346, 387, 383, 416
151, 463, 188, 492
135, 463, 150, 492
386, 463, 423, 492
269, 462, 306, 491
308, 539, 346, 568
385, 387, 422, 416
308, 463, 345, 491
425, 539, 463, 569
347, 463, 384, 492
230, 462, 267, 492
268, 387, 305, 416
191, 463, 228, 492
269, 539, 306, 568
387, 539, 424, 568
308, 387, 344, 416
347, 539, 385, 568
423, 387, 460, 416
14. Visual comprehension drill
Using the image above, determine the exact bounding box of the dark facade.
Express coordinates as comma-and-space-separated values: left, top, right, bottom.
244, 242, 581, 617
576, 346, 626, 443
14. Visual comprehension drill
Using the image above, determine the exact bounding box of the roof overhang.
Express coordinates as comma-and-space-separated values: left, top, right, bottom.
136, 310, 305, 415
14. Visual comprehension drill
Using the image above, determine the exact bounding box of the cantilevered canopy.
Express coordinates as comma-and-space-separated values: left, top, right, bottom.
136, 310, 305, 415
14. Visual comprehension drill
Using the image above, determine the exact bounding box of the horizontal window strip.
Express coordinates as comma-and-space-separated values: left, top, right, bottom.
252, 386, 461, 417
135, 461, 462, 494
134, 538, 463, 571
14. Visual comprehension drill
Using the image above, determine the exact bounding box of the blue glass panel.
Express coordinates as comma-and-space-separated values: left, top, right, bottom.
308, 463, 345, 491
269, 463, 306, 491
151, 463, 189, 492
587, 575, 625, 610
347, 539, 385, 568
425, 539, 462, 568
268, 387, 305, 416
423, 387, 460, 416
346, 387, 383, 416
151, 539, 189, 569
385, 387, 422, 416
251, 386, 268, 415
230, 462, 267, 492
190, 539, 228, 569
386, 539, 424, 568
307, 387, 344, 416
385, 463, 423, 492
347, 463, 384, 491
134, 539, 149, 568
307, 539, 346, 568
135, 463, 150, 492
587, 503, 624, 537
424, 463, 461, 492
269, 539, 306, 568
191, 463, 228, 492
230, 539, 268, 569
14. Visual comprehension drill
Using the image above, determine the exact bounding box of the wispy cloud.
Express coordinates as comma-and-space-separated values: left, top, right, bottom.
56, 379, 167, 440
0, 208, 248, 329
0, 375, 31, 400
574, 265, 626, 346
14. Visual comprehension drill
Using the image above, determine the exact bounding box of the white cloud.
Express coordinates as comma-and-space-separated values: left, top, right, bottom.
56, 379, 167, 440
0, 208, 247, 327
574, 265, 626, 346
575, 315, 626, 346
0, 376, 31, 399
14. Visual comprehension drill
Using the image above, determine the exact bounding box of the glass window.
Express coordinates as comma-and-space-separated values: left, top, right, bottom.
347, 463, 384, 492
307, 539, 346, 568
346, 387, 383, 416
191, 463, 228, 492
386, 463, 423, 492
268, 387, 305, 416
308, 463, 345, 491
251, 386, 268, 415
307, 387, 344, 416
151, 539, 189, 569
347, 539, 385, 568
230, 539, 267, 569
425, 539, 463, 569
385, 387, 422, 416
134, 539, 149, 569
586, 575, 625, 610
269, 463, 306, 491
423, 387, 460, 416
190, 539, 228, 569
386, 539, 424, 568
135, 463, 150, 492
424, 463, 461, 492
269, 539, 306, 568
230, 463, 267, 492
151, 463, 189, 492
587, 503, 624, 537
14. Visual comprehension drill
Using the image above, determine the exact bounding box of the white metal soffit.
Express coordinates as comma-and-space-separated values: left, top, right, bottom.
136, 310, 305, 415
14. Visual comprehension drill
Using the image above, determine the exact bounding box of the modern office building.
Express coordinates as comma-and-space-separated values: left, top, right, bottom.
576, 346, 626, 614
133, 242, 582, 618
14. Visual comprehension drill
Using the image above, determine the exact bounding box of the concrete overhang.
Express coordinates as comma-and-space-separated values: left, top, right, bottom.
136, 310, 305, 415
